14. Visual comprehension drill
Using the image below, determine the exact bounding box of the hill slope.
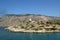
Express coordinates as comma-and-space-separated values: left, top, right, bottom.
0, 14, 60, 26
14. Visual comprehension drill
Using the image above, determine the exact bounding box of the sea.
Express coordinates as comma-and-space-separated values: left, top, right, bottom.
0, 26, 60, 40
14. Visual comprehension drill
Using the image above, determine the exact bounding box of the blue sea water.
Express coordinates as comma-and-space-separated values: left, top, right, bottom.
0, 27, 60, 40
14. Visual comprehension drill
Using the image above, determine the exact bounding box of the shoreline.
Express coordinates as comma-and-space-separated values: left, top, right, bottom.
5, 26, 60, 33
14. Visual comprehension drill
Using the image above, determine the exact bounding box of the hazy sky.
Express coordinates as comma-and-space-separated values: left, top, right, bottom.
0, 0, 60, 16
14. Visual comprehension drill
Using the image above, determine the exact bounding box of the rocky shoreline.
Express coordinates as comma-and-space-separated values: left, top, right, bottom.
5, 26, 60, 33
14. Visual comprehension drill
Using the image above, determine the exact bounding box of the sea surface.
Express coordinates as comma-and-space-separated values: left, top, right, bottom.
0, 26, 60, 40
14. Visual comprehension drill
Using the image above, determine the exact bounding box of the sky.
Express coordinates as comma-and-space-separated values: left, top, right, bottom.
0, 0, 60, 17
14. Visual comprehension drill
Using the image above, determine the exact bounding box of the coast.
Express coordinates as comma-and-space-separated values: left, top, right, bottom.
5, 26, 60, 33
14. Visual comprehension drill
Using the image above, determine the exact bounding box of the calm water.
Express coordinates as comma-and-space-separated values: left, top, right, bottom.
0, 27, 60, 40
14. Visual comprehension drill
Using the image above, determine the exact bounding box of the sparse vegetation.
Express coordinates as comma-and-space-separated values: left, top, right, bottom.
1, 14, 60, 32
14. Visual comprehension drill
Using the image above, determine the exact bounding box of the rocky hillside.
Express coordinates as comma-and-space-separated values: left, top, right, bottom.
0, 14, 60, 26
